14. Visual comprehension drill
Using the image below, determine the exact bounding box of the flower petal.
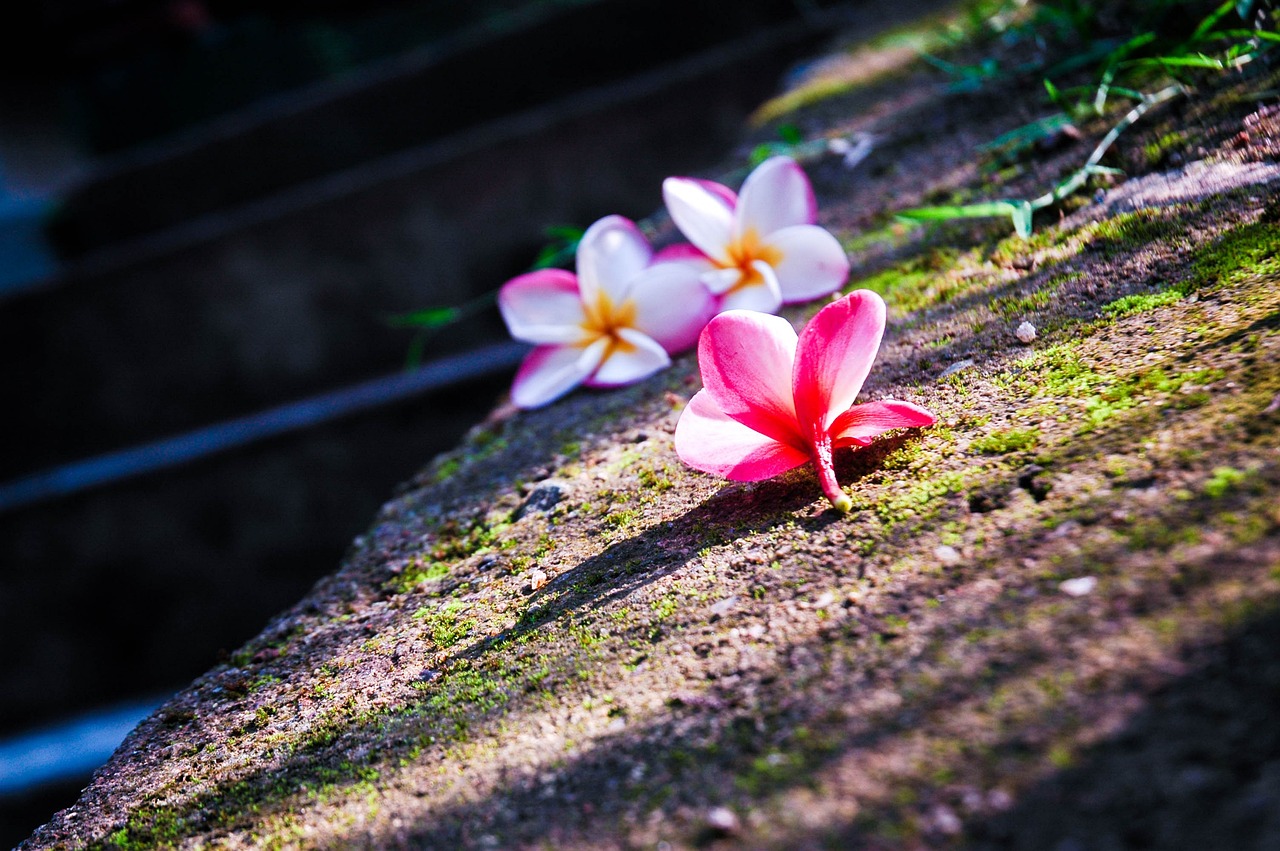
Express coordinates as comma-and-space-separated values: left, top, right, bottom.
675, 390, 809, 482
717, 261, 783, 314
628, 262, 717, 354
766, 224, 850, 303
653, 242, 715, 265
793, 290, 887, 432
584, 328, 671, 387
735, 156, 817, 239
498, 269, 590, 345
510, 341, 607, 408
576, 215, 652, 306
663, 177, 734, 264
697, 309, 802, 447
831, 399, 937, 446
700, 266, 745, 296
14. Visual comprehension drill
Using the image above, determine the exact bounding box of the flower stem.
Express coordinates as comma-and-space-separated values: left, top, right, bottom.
810, 432, 852, 513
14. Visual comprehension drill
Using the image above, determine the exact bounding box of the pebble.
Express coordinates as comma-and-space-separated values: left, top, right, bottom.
514, 480, 571, 519
939, 359, 976, 378
1059, 576, 1097, 597
705, 806, 741, 835
930, 804, 963, 835
710, 596, 738, 617
527, 569, 549, 591
1015, 321, 1038, 343
934, 544, 962, 566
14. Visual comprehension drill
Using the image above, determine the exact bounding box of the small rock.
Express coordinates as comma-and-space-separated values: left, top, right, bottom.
1018, 465, 1052, 501
987, 788, 1014, 811
930, 804, 963, 835
1059, 576, 1097, 597
1015, 321, 1037, 343
1047, 519, 1082, 539
514, 480, 571, 519
668, 691, 726, 712
939, 358, 976, 378
813, 591, 836, 609
934, 545, 962, 566
747, 624, 767, 639
527, 569, 549, 592
710, 596, 738, 617
705, 806, 741, 835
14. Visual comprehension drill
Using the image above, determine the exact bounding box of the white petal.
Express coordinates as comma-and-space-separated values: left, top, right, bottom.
498, 269, 591, 345
586, 328, 671, 387
717, 261, 783, 314
576, 215, 653, 306
628, 262, 718, 354
766, 224, 850, 303
700, 266, 745, 295
663, 177, 734, 264
735, 156, 816, 240
510, 341, 606, 408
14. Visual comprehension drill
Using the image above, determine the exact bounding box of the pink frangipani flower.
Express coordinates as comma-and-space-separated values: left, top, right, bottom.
499, 215, 715, 409
661, 155, 850, 315
674, 290, 936, 511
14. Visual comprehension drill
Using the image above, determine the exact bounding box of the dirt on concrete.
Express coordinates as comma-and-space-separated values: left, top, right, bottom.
20, 1, 1280, 848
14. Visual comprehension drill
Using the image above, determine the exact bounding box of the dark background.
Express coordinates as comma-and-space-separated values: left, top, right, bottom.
0, 0, 880, 844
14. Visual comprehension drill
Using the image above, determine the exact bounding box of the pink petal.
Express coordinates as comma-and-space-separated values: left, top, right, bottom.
498, 269, 591, 345
792, 290, 887, 432
663, 177, 734, 264
830, 399, 937, 446
576, 215, 653, 306
583, 328, 671, 387
675, 390, 809, 482
767, 224, 851, 304
510, 341, 607, 409
628, 262, 717, 354
652, 242, 714, 265
716, 261, 783, 314
690, 177, 739, 210
735, 156, 817, 240
697, 310, 803, 447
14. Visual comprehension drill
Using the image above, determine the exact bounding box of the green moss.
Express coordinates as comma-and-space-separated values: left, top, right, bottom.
1101, 287, 1186, 317
734, 750, 810, 795
847, 248, 981, 314
860, 469, 971, 526
1192, 221, 1280, 289
1082, 209, 1180, 259
1006, 345, 1224, 434
986, 226, 1066, 268
413, 601, 477, 649
387, 517, 512, 594
1203, 466, 1247, 499
1142, 130, 1188, 167
991, 287, 1054, 318
651, 594, 679, 622
637, 465, 675, 493
972, 427, 1040, 454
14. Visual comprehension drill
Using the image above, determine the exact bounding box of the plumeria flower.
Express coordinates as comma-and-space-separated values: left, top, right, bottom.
661, 155, 850, 315
499, 215, 716, 409
674, 290, 936, 512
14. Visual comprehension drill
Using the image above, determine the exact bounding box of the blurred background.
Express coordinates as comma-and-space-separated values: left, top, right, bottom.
0, 0, 908, 843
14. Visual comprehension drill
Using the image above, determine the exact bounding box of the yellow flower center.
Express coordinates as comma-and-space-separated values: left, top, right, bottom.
722, 228, 782, 292
580, 288, 638, 358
